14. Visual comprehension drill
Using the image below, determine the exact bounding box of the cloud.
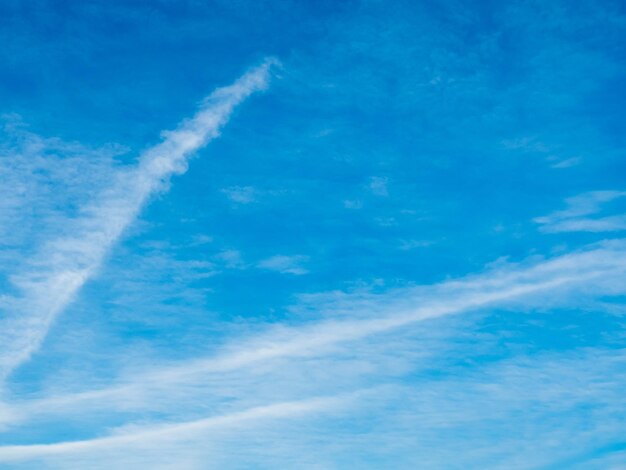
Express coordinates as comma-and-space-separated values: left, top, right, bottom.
501, 136, 552, 153
368, 176, 388, 196
549, 156, 582, 169
0, 394, 346, 464
1, 1, 624, 467
0, 58, 278, 383
535, 190, 626, 233
221, 185, 256, 204
398, 239, 434, 250
3, 240, 626, 467
189, 234, 214, 246
257, 255, 309, 275
214, 249, 245, 269
6, 238, 626, 430
343, 199, 363, 209
539, 216, 626, 233
0, 118, 125, 254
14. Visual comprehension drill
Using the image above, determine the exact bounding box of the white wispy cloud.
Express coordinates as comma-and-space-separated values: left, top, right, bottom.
549, 156, 582, 169
368, 176, 388, 196
343, 199, 363, 209
0, 119, 125, 264
535, 190, 626, 233
0, 394, 347, 465
398, 239, 434, 250
0, 58, 278, 383
214, 249, 245, 268
257, 255, 309, 275
221, 185, 257, 204
540, 215, 626, 233
5, 239, 626, 430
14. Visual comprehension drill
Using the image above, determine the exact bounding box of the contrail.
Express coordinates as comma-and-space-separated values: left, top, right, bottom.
0, 58, 278, 383
0, 394, 344, 463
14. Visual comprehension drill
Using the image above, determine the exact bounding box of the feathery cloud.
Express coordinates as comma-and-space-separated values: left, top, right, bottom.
535, 190, 626, 233
0, 58, 278, 383
5, 238, 626, 430
257, 255, 309, 275
0, 394, 346, 464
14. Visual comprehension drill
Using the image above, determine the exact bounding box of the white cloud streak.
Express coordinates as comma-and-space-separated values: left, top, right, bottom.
6, 239, 626, 427
535, 190, 626, 233
0, 394, 345, 463
541, 216, 626, 233
257, 254, 309, 275
0, 58, 278, 384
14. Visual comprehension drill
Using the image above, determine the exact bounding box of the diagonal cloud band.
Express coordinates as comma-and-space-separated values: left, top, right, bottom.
0, 393, 348, 463
0, 58, 278, 384
5, 238, 626, 428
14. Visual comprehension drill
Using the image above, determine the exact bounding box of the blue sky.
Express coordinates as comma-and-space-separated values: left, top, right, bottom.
0, 0, 626, 468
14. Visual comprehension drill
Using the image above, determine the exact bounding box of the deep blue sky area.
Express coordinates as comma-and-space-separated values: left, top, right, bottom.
0, 1, 626, 468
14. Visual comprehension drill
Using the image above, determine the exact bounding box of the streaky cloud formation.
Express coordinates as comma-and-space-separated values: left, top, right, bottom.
1, 1, 625, 468
4, 238, 626, 431
535, 190, 626, 233
0, 394, 348, 463
0, 58, 278, 384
